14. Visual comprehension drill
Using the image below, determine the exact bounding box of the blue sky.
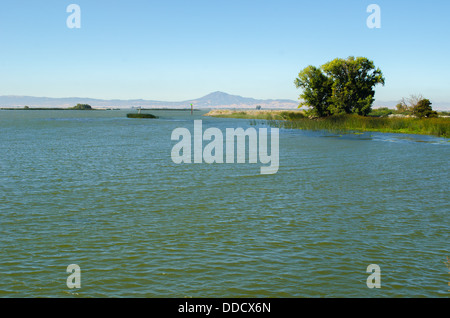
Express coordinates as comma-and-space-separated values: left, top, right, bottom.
1, 0, 449, 106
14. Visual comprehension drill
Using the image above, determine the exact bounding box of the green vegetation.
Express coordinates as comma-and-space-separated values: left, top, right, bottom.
205, 110, 450, 138
127, 113, 158, 119
368, 107, 395, 117
368, 99, 446, 118
205, 110, 306, 121
70, 103, 93, 110
287, 56, 449, 136
393, 94, 438, 118
295, 56, 385, 117
411, 99, 438, 118
270, 114, 449, 138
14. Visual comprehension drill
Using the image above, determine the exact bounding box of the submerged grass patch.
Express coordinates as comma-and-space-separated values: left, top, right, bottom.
127, 113, 158, 119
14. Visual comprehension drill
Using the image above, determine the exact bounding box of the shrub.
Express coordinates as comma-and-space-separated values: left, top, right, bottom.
411, 99, 438, 118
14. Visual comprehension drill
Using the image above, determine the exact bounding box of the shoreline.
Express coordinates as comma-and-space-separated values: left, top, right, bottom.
0, 107, 199, 111
204, 110, 450, 138
0, 107, 107, 111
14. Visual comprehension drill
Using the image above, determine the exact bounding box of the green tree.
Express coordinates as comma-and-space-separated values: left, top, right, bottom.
321, 57, 385, 115
411, 99, 438, 118
294, 65, 333, 117
295, 56, 385, 117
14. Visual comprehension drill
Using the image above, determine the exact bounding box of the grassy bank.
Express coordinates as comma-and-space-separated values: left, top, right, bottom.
204, 110, 450, 138
204, 109, 306, 121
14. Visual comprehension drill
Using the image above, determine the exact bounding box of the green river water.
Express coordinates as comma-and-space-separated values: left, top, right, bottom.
0, 110, 448, 297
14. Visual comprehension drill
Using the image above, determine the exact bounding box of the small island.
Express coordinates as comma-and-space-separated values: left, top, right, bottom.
1, 103, 97, 110
127, 113, 158, 119
69, 103, 93, 110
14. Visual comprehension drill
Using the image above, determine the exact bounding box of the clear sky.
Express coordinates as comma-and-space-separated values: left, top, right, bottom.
1, 0, 449, 105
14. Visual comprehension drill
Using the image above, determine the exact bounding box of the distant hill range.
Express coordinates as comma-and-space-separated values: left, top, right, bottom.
0, 91, 299, 109
1, 92, 448, 110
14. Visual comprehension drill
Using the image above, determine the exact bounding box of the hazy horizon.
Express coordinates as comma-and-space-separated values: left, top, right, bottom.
1, 91, 450, 110
1, 1, 450, 106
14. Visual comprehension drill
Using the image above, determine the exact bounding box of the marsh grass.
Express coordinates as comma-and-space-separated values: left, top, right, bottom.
205, 110, 306, 121
274, 115, 450, 138
205, 110, 450, 138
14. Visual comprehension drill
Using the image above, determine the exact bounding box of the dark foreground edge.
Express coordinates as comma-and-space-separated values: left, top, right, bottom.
1, 298, 443, 316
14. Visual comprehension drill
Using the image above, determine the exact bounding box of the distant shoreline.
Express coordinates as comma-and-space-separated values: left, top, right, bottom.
0, 107, 106, 111
0, 107, 199, 111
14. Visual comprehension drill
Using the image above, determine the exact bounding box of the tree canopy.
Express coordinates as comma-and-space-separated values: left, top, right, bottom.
411, 98, 438, 118
295, 57, 385, 117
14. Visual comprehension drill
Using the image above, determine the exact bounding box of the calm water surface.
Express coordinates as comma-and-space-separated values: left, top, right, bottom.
0, 110, 448, 297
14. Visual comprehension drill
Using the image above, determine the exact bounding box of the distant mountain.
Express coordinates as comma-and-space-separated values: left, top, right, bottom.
3, 92, 447, 110
0, 92, 299, 109
185, 91, 299, 108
